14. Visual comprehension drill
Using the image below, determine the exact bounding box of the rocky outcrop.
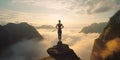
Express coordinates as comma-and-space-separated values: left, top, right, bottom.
47, 41, 81, 60
90, 10, 120, 60
0, 23, 43, 55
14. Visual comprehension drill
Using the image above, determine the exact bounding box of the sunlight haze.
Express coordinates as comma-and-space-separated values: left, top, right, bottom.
0, 0, 119, 27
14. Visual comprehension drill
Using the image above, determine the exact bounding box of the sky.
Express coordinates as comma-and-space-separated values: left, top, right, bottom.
0, 0, 120, 27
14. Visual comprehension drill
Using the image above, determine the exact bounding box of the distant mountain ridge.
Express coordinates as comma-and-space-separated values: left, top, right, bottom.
81, 22, 107, 33
0, 23, 43, 55
36, 25, 54, 29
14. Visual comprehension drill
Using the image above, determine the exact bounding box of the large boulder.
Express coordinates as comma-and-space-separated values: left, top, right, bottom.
47, 41, 81, 60
90, 10, 120, 60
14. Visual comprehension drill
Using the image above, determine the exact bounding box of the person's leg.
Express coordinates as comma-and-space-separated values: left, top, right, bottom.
58, 29, 62, 40
58, 32, 59, 40
59, 30, 62, 40
60, 33, 61, 40
58, 31, 60, 40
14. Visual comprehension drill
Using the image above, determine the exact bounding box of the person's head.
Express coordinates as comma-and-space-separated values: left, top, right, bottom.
58, 20, 61, 23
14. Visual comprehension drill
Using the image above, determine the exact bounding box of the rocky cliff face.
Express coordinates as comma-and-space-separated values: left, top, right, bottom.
41, 41, 81, 60
90, 10, 120, 60
0, 23, 43, 55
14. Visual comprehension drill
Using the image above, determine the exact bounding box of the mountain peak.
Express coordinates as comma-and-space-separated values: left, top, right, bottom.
109, 10, 120, 24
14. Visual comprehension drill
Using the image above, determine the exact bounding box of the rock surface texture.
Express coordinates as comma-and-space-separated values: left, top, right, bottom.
47, 41, 81, 60
90, 10, 120, 60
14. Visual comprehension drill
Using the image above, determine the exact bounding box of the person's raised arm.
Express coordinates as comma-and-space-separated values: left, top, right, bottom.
56, 24, 58, 29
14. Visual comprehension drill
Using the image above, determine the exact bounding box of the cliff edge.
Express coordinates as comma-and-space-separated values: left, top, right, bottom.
40, 41, 81, 60
90, 10, 120, 60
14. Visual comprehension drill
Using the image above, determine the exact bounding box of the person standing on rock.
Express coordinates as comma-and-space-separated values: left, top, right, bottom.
56, 20, 64, 41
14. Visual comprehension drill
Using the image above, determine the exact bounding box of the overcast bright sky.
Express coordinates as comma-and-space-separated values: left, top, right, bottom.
0, 0, 120, 27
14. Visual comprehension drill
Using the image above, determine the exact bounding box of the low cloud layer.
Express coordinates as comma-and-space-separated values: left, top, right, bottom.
101, 38, 120, 59
0, 39, 42, 60
38, 29, 99, 60
0, 29, 99, 60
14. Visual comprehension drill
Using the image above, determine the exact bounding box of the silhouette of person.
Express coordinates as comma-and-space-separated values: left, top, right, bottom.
56, 20, 64, 41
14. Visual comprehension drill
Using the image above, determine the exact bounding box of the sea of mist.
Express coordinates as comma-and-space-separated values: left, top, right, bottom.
0, 27, 99, 60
